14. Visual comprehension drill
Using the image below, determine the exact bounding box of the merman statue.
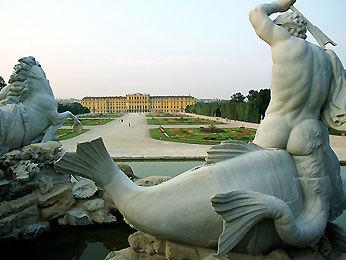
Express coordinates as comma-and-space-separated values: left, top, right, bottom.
55, 0, 346, 256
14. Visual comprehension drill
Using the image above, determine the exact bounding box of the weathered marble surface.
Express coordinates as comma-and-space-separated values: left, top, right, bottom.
0, 56, 82, 155
55, 0, 346, 256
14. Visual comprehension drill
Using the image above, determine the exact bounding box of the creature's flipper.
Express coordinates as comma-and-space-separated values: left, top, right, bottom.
326, 222, 346, 253
55, 137, 117, 184
206, 141, 263, 164
211, 190, 278, 255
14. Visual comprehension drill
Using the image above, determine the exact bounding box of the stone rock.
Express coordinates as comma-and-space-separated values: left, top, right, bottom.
0, 180, 10, 190
10, 160, 38, 181
64, 207, 93, 225
23, 142, 62, 161
21, 222, 50, 240
81, 198, 104, 212
0, 169, 4, 179
58, 217, 67, 225
90, 209, 117, 224
1, 149, 21, 166
38, 175, 54, 194
39, 184, 76, 220
105, 248, 165, 260
0, 191, 39, 219
135, 176, 171, 187
128, 231, 165, 256
0, 205, 39, 237
38, 184, 73, 207
72, 178, 98, 199
109, 231, 293, 260
118, 163, 138, 180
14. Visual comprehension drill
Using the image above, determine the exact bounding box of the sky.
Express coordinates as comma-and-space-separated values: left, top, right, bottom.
0, 0, 345, 100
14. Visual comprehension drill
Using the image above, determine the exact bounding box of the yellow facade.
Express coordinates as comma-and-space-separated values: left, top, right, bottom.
80, 94, 196, 114
126, 93, 150, 113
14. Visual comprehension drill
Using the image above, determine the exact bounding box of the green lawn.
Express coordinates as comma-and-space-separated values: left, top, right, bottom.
149, 127, 256, 145
63, 118, 113, 126
147, 117, 221, 125
56, 128, 89, 140
78, 113, 123, 118
146, 113, 188, 118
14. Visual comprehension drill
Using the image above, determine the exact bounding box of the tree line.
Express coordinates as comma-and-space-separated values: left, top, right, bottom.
58, 102, 90, 115
185, 89, 270, 123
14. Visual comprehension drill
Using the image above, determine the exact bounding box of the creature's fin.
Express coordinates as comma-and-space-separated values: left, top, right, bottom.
326, 222, 346, 253
55, 137, 115, 182
211, 190, 276, 255
206, 141, 263, 164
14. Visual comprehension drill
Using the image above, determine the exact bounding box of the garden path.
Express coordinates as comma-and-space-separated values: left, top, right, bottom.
61, 113, 210, 159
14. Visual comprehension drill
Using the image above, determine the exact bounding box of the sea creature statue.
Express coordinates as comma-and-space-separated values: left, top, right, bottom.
0, 56, 82, 155
56, 0, 346, 256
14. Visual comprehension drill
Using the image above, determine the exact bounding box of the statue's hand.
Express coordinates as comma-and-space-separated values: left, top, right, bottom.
275, 0, 296, 12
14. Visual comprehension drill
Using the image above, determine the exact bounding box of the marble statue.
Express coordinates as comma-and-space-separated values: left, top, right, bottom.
0, 56, 82, 155
55, 0, 346, 256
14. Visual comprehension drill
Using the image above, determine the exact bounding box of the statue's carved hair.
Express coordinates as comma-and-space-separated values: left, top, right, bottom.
6, 57, 43, 104
274, 11, 307, 38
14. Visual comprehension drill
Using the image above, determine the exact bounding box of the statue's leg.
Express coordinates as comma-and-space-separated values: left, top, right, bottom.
253, 115, 291, 149
41, 111, 81, 142
319, 122, 344, 219
286, 119, 330, 232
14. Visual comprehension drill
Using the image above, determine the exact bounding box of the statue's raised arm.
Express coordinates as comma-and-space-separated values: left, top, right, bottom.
249, 0, 296, 45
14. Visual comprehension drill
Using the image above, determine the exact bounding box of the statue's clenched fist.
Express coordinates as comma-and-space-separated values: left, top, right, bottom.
275, 0, 296, 12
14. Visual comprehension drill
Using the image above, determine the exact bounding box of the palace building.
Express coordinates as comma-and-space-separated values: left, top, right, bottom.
80, 94, 197, 114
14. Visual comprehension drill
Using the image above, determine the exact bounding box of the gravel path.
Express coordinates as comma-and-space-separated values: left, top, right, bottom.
61, 113, 210, 159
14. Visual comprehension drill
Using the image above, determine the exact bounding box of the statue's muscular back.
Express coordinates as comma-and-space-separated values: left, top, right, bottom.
269, 37, 331, 123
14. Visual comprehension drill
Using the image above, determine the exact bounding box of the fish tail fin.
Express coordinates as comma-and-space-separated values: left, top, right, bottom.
211, 190, 277, 255
55, 137, 118, 186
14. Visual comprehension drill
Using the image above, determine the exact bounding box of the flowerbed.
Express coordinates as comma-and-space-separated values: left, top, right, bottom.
149, 127, 256, 145
147, 117, 221, 125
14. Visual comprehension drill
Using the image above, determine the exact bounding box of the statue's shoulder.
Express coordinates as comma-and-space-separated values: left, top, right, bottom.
272, 37, 309, 60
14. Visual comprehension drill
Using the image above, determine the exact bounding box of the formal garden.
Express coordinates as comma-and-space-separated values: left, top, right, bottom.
149, 126, 256, 145
147, 116, 221, 125
55, 128, 90, 140
146, 112, 189, 117
63, 118, 114, 126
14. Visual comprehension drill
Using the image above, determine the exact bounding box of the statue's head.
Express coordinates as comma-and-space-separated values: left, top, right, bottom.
274, 12, 307, 39
6, 56, 52, 103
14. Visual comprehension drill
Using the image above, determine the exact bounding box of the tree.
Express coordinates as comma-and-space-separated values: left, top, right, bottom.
257, 89, 271, 119
0, 76, 6, 90
213, 107, 222, 117
58, 102, 90, 115
230, 92, 245, 103
246, 90, 258, 102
